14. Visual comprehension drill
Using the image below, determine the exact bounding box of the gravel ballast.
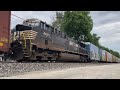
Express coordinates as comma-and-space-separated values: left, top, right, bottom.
0, 62, 112, 77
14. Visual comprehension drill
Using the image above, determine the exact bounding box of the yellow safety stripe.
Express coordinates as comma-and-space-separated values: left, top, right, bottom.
0, 42, 3, 46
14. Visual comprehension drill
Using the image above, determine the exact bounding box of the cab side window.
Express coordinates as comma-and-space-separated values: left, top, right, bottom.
40, 22, 44, 29
44, 23, 46, 30
46, 25, 49, 31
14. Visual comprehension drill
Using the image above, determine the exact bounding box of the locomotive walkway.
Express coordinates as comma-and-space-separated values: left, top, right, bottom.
1, 63, 120, 79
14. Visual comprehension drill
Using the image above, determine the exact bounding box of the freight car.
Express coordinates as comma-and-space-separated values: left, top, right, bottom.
0, 11, 11, 61
85, 42, 100, 61
100, 49, 106, 62
105, 51, 113, 62
85, 43, 120, 63
7, 18, 120, 63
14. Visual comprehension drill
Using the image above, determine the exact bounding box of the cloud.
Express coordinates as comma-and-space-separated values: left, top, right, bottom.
91, 11, 120, 53
91, 11, 120, 27
11, 11, 56, 28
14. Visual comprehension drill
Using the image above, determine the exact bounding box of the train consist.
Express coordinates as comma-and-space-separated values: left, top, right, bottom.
0, 11, 120, 62
85, 42, 120, 63
8, 18, 120, 62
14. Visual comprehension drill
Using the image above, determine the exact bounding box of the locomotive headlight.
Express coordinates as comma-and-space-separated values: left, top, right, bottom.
19, 41, 22, 44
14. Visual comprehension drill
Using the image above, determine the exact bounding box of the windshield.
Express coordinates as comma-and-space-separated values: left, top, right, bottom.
15, 24, 32, 31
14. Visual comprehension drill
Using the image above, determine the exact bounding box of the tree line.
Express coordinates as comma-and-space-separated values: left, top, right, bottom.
51, 11, 120, 58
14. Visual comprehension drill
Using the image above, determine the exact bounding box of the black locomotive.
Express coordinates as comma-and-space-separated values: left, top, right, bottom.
10, 19, 88, 62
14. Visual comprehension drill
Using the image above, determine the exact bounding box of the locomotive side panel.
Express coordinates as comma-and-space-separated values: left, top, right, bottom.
51, 32, 66, 51
67, 38, 79, 53
32, 23, 66, 52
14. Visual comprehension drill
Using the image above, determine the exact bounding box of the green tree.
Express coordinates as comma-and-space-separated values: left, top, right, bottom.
52, 11, 64, 29
61, 11, 93, 41
91, 33, 100, 46
52, 11, 120, 58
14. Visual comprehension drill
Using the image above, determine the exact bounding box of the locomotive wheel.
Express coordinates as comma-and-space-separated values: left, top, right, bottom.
36, 56, 42, 62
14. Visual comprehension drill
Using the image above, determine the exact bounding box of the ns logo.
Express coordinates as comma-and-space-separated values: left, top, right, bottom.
43, 32, 50, 37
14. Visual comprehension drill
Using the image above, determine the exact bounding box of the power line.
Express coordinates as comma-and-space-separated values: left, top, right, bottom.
11, 13, 25, 21
11, 17, 23, 23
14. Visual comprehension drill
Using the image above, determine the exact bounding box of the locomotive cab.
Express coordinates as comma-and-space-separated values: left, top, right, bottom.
11, 24, 32, 41
10, 24, 37, 61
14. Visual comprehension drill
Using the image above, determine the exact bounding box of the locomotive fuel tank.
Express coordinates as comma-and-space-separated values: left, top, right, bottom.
59, 53, 80, 61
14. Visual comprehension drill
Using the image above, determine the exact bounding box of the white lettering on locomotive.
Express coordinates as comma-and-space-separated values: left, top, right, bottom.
43, 32, 50, 37
69, 41, 78, 48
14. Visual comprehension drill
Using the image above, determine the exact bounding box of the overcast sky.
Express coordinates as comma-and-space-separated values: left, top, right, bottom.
11, 11, 120, 53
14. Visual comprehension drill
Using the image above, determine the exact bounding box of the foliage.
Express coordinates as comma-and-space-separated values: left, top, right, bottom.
51, 11, 120, 58
52, 11, 64, 29
91, 33, 100, 47
61, 11, 93, 41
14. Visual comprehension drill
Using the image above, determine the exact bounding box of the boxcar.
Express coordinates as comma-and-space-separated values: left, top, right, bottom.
85, 42, 100, 61
116, 57, 120, 63
112, 55, 116, 63
100, 49, 106, 62
0, 11, 11, 60
105, 51, 112, 62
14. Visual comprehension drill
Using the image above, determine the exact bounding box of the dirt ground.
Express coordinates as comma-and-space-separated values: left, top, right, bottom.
1, 63, 120, 79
